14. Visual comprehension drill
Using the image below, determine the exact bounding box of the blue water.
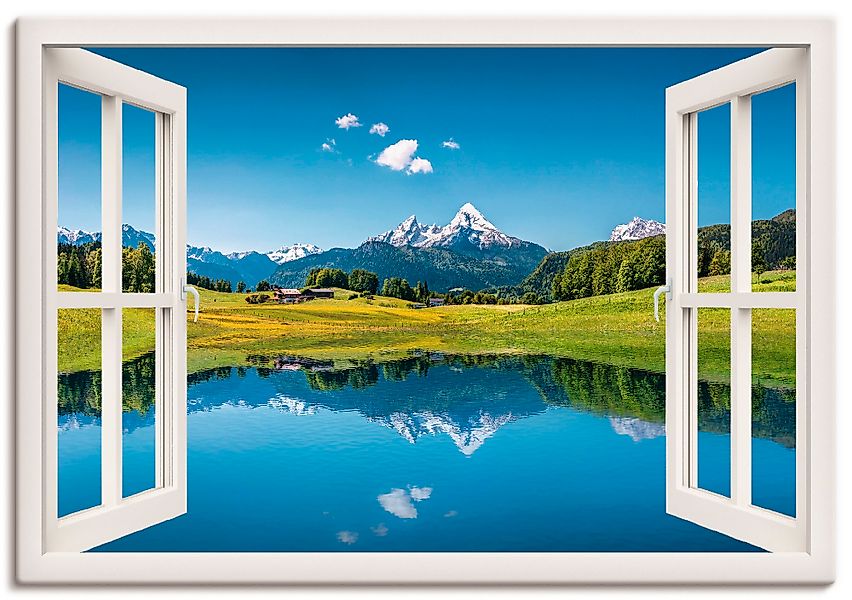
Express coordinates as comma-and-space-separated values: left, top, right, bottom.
56, 353, 796, 552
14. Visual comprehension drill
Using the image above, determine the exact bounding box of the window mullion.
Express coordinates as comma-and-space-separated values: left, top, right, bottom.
730, 94, 753, 507
154, 113, 166, 488
686, 112, 699, 487
100, 94, 123, 507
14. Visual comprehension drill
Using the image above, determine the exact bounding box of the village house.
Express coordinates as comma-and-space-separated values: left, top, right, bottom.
272, 287, 335, 303
303, 288, 334, 299
273, 288, 302, 303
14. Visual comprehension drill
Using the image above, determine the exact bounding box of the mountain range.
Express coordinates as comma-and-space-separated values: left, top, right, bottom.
58, 225, 323, 288
269, 203, 549, 292
58, 224, 157, 250
58, 207, 666, 292
366, 202, 529, 252
609, 217, 666, 242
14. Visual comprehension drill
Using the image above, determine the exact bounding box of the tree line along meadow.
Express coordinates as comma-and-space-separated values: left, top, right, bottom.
58, 210, 795, 306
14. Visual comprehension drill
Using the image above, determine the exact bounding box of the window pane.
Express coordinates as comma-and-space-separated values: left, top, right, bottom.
751, 308, 796, 516
122, 307, 158, 497
122, 103, 157, 293
696, 103, 732, 293
57, 308, 102, 516
57, 83, 102, 292
752, 83, 796, 292
696, 307, 731, 497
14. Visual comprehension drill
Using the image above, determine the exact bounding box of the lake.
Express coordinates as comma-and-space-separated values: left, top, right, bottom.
56, 352, 796, 552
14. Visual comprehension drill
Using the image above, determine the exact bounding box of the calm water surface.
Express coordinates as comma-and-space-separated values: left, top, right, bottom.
56, 353, 796, 552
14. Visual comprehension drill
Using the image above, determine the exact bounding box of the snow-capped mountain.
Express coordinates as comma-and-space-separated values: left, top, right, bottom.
186, 244, 324, 287
58, 224, 155, 250
366, 202, 523, 251
266, 243, 323, 265
609, 217, 666, 242
187, 245, 230, 264
59, 224, 320, 288
366, 215, 441, 247
122, 224, 155, 250
57, 226, 99, 246
272, 203, 548, 292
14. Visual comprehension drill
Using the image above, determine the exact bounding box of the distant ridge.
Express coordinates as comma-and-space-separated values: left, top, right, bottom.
609, 217, 666, 242
57, 224, 322, 288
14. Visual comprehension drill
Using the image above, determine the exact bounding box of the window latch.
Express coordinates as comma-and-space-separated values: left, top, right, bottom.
653, 279, 672, 323
180, 278, 200, 323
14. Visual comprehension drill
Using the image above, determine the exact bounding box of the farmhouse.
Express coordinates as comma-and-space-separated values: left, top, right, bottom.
428, 298, 445, 307
273, 288, 302, 303
302, 288, 334, 299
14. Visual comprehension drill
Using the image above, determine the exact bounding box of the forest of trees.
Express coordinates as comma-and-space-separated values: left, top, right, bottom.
551, 236, 666, 301
302, 267, 380, 294
380, 277, 416, 301
187, 271, 232, 293
443, 289, 542, 305
58, 241, 157, 293
348, 269, 380, 294
304, 267, 349, 289
550, 212, 796, 302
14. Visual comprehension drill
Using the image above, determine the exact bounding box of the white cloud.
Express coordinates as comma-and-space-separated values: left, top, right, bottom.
377, 486, 434, 519
378, 488, 417, 519
374, 139, 433, 175
408, 485, 433, 501
444, 510, 458, 518
375, 139, 418, 171
321, 138, 337, 153
369, 122, 390, 137
336, 530, 358, 545
442, 138, 460, 150
371, 523, 389, 537
406, 157, 433, 175
335, 113, 362, 129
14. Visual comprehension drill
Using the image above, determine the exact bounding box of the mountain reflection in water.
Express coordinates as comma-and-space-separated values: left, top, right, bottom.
56, 352, 795, 552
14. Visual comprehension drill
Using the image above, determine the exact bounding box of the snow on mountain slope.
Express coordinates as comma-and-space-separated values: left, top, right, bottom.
609, 217, 666, 242
366, 202, 523, 250
266, 243, 324, 265
57, 226, 99, 246
58, 224, 155, 250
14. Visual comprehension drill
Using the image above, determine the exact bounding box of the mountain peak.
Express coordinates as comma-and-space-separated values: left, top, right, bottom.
366, 203, 521, 251
609, 217, 666, 242
266, 243, 323, 265
366, 213, 437, 247
449, 202, 496, 231
458, 202, 480, 216
771, 208, 796, 223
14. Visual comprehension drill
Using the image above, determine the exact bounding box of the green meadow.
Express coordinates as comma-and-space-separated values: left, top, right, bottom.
57, 269, 796, 389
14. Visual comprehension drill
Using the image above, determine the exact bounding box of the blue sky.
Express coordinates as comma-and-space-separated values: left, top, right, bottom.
58, 47, 795, 253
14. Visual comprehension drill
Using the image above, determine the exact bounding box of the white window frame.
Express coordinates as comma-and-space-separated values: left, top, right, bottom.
665, 48, 810, 554
41, 48, 188, 552
15, 17, 836, 585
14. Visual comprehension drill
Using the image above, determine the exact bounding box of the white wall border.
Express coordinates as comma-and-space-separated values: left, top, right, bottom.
14, 17, 836, 585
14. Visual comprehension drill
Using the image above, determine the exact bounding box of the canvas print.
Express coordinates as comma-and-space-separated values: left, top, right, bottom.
55, 47, 797, 551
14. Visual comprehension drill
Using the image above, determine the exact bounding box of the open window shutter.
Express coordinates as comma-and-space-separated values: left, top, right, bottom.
44, 48, 187, 552
665, 48, 808, 553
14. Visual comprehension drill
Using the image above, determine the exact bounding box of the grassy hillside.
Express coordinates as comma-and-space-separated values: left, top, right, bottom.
521, 211, 795, 301
57, 271, 796, 389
